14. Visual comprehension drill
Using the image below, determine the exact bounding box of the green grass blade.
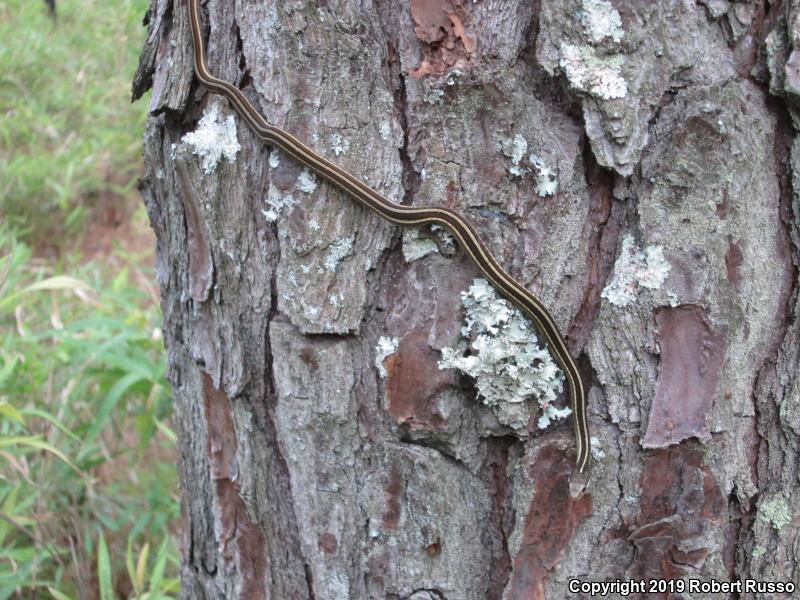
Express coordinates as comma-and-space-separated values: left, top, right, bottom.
47, 587, 75, 600
0, 436, 79, 473
80, 371, 145, 451
148, 536, 170, 593
97, 533, 113, 600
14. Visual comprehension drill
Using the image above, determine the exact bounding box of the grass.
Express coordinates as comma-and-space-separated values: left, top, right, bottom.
0, 0, 149, 249
0, 0, 181, 597
0, 225, 180, 599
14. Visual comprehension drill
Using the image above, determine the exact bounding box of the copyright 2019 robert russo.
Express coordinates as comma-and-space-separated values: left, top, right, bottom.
568, 578, 796, 596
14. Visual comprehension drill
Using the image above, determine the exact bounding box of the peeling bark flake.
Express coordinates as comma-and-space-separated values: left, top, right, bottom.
385, 329, 455, 431
202, 374, 269, 598
177, 160, 214, 302
508, 442, 592, 600
382, 465, 405, 531
725, 239, 743, 290
203, 372, 238, 480
318, 532, 339, 555
643, 306, 727, 448
409, 0, 476, 78
629, 446, 724, 580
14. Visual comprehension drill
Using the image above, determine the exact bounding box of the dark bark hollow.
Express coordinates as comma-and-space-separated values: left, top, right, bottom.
134, 0, 800, 598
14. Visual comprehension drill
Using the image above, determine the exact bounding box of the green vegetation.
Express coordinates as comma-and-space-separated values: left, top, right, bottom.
0, 0, 149, 246
0, 0, 180, 597
0, 227, 179, 598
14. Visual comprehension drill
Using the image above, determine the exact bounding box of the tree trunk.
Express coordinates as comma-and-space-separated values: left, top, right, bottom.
133, 0, 799, 598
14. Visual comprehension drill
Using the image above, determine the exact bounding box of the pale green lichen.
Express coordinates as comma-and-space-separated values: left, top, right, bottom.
751, 545, 766, 559
559, 43, 627, 100
429, 224, 455, 253
438, 279, 567, 428
324, 237, 353, 272
579, 0, 624, 44
590, 436, 605, 460
425, 88, 445, 105
262, 186, 294, 222
758, 497, 792, 531
330, 132, 350, 156
296, 169, 318, 193
502, 134, 528, 177
530, 154, 559, 197
182, 100, 241, 173
375, 336, 399, 378
402, 229, 439, 262
601, 235, 671, 307
402, 226, 455, 262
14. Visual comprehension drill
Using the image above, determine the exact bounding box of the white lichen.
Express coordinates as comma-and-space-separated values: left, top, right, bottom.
430, 224, 456, 251
666, 291, 680, 307
402, 226, 456, 262
438, 279, 567, 423
269, 152, 280, 169
590, 436, 605, 460
446, 69, 463, 86
758, 498, 792, 531
530, 154, 559, 197
296, 169, 318, 193
502, 134, 529, 177
181, 100, 241, 174
375, 336, 399, 378
601, 235, 671, 307
324, 237, 353, 272
308, 219, 321, 232
425, 88, 445, 105
537, 405, 573, 429
580, 0, 624, 44
402, 229, 439, 262
262, 186, 295, 222
330, 132, 350, 156
559, 43, 627, 100
379, 121, 392, 141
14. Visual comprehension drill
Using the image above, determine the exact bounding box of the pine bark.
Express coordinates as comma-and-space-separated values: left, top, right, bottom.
134, 1, 800, 598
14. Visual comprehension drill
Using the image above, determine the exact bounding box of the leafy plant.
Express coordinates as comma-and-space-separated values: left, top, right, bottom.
0, 227, 179, 599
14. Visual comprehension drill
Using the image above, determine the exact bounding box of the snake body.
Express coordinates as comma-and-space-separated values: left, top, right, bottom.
186, 0, 591, 496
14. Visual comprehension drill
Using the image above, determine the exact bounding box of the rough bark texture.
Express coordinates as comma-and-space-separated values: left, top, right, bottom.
135, 0, 800, 598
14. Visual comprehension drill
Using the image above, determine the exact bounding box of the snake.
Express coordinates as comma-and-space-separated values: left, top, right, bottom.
186, 0, 591, 497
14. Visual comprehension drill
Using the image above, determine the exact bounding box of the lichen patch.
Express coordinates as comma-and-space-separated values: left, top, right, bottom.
758, 497, 792, 531
601, 235, 671, 307
181, 100, 241, 174
502, 134, 528, 177
296, 169, 318, 193
262, 186, 295, 222
402, 229, 439, 262
530, 154, 559, 197
375, 336, 399, 378
438, 279, 568, 430
559, 43, 627, 100
579, 0, 625, 44
324, 236, 354, 272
